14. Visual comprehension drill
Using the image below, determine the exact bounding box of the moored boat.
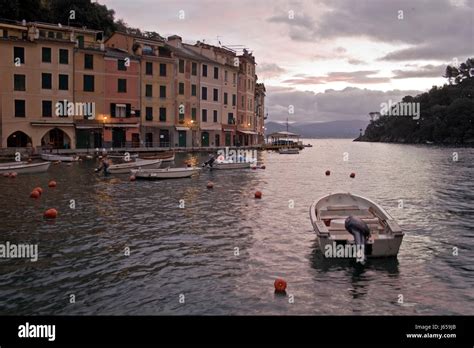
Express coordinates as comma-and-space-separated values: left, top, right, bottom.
0, 161, 51, 174
140, 152, 175, 162
108, 153, 139, 160
41, 153, 79, 162
211, 162, 252, 170
309, 192, 404, 259
107, 159, 162, 174
131, 167, 200, 179
279, 147, 299, 154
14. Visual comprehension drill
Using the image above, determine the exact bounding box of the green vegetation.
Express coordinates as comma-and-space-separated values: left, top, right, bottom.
359, 58, 474, 145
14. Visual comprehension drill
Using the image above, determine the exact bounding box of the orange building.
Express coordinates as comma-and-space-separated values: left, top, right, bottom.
237, 49, 258, 146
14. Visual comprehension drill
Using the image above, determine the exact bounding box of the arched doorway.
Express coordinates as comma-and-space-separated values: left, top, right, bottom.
41, 128, 72, 149
7, 131, 32, 147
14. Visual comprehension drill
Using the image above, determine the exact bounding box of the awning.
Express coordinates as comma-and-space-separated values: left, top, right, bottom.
31, 121, 74, 127
237, 130, 258, 135
104, 124, 139, 128
200, 124, 222, 131
175, 126, 190, 131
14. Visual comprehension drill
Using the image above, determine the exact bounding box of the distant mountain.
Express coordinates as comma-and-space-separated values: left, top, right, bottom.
265, 120, 369, 138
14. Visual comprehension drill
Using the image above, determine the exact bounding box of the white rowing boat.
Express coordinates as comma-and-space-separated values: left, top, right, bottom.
0, 161, 51, 174
131, 167, 200, 179
279, 147, 299, 154
108, 153, 139, 159
41, 153, 79, 162
309, 193, 404, 258
108, 159, 162, 174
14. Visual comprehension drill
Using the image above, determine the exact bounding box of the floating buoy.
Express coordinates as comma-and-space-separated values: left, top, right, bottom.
325, 170, 331, 176
350, 172, 356, 178
9, 172, 17, 178
48, 180, 57, 188
255, 191, 262, 199
33, 187, 43, 194
44, 208, 58, 219
207, 181, 214, 189
261, 165, 266, 170
274, 278, 287, 293
252, 166, 257, 170
129, 175, 136, 182
30, 190, 41, 199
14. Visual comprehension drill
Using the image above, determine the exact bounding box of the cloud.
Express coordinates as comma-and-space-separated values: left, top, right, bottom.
392, 64, 447, 79
257, 63, 287, 79
282, 70, 390, 85
265, 86, 422, 123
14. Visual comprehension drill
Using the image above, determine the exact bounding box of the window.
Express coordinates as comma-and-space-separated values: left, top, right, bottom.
202, 109, 207, 122
201, 87, 207, 100
42, 47, 51, 63
118, 59, 127, 71
15, 100, 25, 117
179, 82, 184, 95
191, 108, 197, 121
159, 63, 166, 76
42, 100, 52, 117
160, 86, 166, 98
214, 67, 219, 79
118, 79, 127, 93
213, 88, 218, 102
159, 107, 166, 122
146, 84, 153, 97
58, 74, 69, 90
191, 62, 197, 76
146, 62, 153, 75
191, 84, 197, 96
84, 54, 93, 69
224, 70, 228, 82
14, 74, 26, 91
179, 59, 185, 73
145, 107, 153, 121
40, 73, 52, 89
13, 47, 24, 64
59, 49, 68, 64
224, 92, 228, 105
228, 113, 234, 124
83, 75, 94, 92
202, 64, 207, 77
213, 110, 218, 123
233, 73, 236, 84
232, 94, 236, 106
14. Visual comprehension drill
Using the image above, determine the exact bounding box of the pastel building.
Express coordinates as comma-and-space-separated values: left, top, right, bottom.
237, 49, 257, 146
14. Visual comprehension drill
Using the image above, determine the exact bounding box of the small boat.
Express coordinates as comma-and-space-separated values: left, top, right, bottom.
140, 153, 175, 162
309, 193, 404, 259
108, 153, 139, 159
279, 147, 299, 154
0, 161, 51, 174
304, 144, 313, 148
41, 153, 79, 162
131, 167, 200, 179
211, 162, 252, 170
107, 159, 162, 174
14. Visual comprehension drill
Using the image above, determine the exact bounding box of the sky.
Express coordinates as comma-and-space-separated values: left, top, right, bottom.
100, 0, 473, 123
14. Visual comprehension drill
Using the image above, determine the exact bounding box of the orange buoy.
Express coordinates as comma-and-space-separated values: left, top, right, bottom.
30, 190, 41, 199
48, 180, 57, 188
254, 191, 262, 199
260, 165, 266, 170
9, 172, 17, 178
44, 208, 58, 219
129, 175, 136, 181
325, 170, 331, 176
207, 181, 214, 189
274, 278, 287, 293
33, 187, 43, 194
350, 172, 355, 178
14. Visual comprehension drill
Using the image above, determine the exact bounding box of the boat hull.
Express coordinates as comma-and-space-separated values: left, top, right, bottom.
211, 162, 251, 170
108, 159, 162, 174
132, 167, 200, 179
41, 154, 79, 162
0, 161, 51, 174
140, 154, 175, 162
279, 148, 299, 154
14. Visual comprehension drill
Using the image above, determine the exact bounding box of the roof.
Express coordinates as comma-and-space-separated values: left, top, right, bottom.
166, 43, 216, 64
105, 47, 139, 60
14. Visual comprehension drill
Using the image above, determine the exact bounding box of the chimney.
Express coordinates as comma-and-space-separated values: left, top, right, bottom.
167, 35, 182, 47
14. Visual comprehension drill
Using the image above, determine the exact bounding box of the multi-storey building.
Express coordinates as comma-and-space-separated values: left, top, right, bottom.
237, 49, 257, 146
255, 82, 266, 144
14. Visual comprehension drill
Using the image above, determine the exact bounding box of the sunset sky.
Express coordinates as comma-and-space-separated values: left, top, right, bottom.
101, 0, 473, 123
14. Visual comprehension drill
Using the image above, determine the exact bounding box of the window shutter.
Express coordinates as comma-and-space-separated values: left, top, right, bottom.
126, 104, 131, 118
110, 103, 116, 118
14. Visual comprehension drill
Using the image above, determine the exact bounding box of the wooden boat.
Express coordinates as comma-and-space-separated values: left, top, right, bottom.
41, 153, 79, 162
0, 161, 51, 174
309, 193, 404, 258
279, 147, 299, 154
131, 167, 200, 179
140, 153, 175, 162
107, 159, 162, 174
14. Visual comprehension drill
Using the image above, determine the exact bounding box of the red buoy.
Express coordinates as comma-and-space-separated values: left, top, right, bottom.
129, 175, 136, 181
261, 165, 266, 170
255, 191, 262, 199
252, 166, 257, 170
9, 172, 17, 178
325, 170, 331, 176
350, 172, 355, 178
274, 278, 287, 293
207, 181, 214, 189
30, 190, 41, 199
44, 208, 58, 219
48, 180, 57, 188
33, 187, 43, 194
